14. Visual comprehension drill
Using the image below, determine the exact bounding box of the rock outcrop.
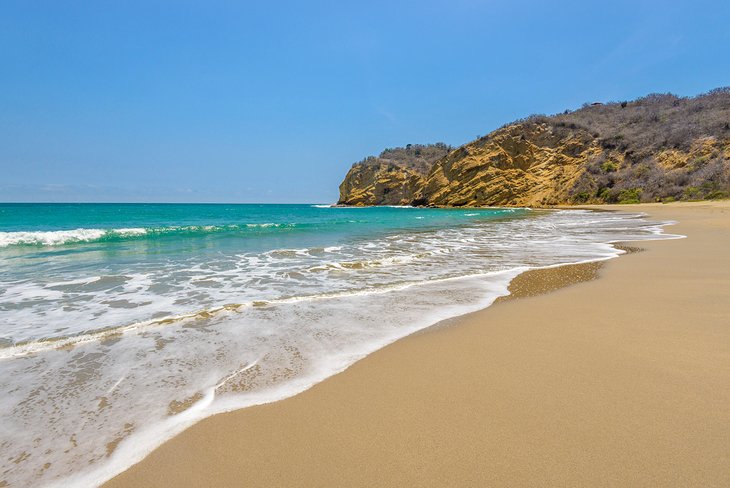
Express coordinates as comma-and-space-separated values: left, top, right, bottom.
337, 88, 730, 206
420, 123, 600, 206
338, 144, 450, 206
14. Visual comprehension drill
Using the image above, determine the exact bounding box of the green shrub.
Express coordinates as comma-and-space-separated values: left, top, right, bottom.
706, 190, 729, 200
601, 160, 619, 172
597, 187, 612, 202
683, 186, 701, 200
618, 188, 642, 204
694, 154, 710, 165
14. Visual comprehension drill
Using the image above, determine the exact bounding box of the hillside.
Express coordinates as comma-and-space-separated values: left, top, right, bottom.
338, 88, 730, 206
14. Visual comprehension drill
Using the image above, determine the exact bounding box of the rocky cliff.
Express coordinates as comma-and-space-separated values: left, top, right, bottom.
420, 123, 601, 206
337, 144, 451, 206
338, 88, 730, 206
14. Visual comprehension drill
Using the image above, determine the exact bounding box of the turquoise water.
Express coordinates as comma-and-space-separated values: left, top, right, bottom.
0, 203, 527, 344
0, 202, 523, 254
0, 203, 678, 487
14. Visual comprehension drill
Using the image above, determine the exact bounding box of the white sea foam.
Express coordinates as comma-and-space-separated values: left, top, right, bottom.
0, 228, 109, 247
114, 227, 148, 236
0, 224, 304, 248
44, 276, 103, 288
0, 227, 151, 247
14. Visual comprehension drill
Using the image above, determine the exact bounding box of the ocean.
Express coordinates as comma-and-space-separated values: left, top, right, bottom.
0, 203, 678, 487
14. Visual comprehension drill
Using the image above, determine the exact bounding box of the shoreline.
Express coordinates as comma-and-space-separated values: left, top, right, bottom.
103, 202, 730, 487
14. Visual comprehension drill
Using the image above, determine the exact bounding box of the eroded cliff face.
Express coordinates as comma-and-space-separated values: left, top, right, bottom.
337, 144, 450, 206
338, 123, 610, 207
337, 162, 426, 206
421, 123, 600, 206
337, 90, 730, 206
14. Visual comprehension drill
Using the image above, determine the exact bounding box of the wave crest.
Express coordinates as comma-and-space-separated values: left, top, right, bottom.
0, 224, 300, 248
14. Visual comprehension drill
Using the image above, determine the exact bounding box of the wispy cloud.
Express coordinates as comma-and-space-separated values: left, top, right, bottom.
376, 105, 399, 125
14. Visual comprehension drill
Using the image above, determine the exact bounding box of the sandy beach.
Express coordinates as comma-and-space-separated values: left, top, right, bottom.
104, 202, 730, 487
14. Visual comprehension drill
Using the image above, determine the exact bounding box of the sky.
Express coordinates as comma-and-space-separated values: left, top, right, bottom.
1, 0, 729, 203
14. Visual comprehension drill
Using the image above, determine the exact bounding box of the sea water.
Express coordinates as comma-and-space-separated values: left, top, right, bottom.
0, 203, 680, 487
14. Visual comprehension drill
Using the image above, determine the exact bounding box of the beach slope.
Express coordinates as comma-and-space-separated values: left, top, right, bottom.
105, 202, 730, 487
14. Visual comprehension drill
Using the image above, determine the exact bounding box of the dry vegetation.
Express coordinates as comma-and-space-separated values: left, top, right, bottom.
522, 88, 730, 203
354, 143, 452, 175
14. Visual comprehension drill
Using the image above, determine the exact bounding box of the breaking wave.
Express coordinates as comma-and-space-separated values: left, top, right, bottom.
0, 223, 305, 247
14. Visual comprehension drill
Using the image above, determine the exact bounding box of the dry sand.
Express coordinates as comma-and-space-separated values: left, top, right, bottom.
105, 202, 730, 487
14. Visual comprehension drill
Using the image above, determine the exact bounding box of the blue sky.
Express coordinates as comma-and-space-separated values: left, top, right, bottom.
1, 0, 728, 203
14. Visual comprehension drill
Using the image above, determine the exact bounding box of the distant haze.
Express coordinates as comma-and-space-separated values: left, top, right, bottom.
1, 0, 729, 203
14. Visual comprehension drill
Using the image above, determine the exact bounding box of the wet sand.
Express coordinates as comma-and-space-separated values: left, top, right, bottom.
105, 201, 730, 487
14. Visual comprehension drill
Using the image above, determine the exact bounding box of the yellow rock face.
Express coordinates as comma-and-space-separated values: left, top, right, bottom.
338, 123, 603, 207
423, 123, 601, 207
338, 162, 426, 206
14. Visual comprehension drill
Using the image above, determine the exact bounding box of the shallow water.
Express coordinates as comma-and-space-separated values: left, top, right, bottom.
0, 203, 679, 487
